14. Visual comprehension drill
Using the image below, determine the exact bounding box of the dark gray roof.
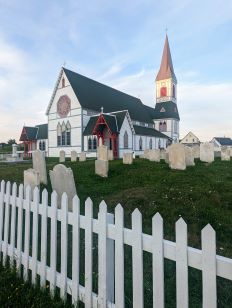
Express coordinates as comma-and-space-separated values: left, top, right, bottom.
36, 124, 48, 140
153, 101, 180, 120
63, 68, 154, 124
20, 124, 48, 141
133, 125, 169, 138
83, 114, 118, 136
214, 137, 232, 146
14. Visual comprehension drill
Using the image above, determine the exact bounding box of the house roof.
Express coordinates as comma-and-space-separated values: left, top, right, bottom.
36, 124, 48, 140
83, 114, 119, 136
20, 124, 48, 141
156, 35, 177, 82
153, 101, 180, 120
63, 68, 155, 124
214, 137, 232, 146
133, 125, 169, 138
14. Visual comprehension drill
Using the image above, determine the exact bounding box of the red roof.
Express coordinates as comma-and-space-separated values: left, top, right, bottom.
156, 35, 177, 82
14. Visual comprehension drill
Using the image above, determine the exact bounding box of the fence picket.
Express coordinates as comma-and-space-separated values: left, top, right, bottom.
132, 209, 144, 308
50, 191, 58, 296
24, 185, 32, 280
9, 182, 17, 266
106, 212, 115, 303
202, 224, 217, 308
16, 184, 23, 273
176, 218, 188, 308
152, 213, 164, 308
3, 181, 11, 265
72, 195, 80, 305
0, 180, 6, 257
32, 187, 39, 284
60, 193, 68, 300
85, 197, 93, 308
98, 201, 107, 308
40, 189, 48, 288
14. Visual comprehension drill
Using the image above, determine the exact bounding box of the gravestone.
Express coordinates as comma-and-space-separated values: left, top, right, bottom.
168, 144, 186, 170
200, 142, 214, 163
148, 149, 160, 162
144, 149, 150, 159
221, 146, 230, 161
32, 149, 47, 185
108, 150, 114, 161
230, 148, 232, 157
192, 145, 200, 159
97, 145, 108, 161
71, 151, 78, 162
59, 150, 65, 163
12, 144, 18, 158
123, 153, 133, 165
24, 169, 40, 192
49, 164, 77, 210
95, 160, 109, 177
184, 146, 195, 166
165, 147, 170, 164
79, 152, 86, 162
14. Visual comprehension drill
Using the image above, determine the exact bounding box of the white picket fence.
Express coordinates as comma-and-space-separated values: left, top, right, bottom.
0, 180, 232, 307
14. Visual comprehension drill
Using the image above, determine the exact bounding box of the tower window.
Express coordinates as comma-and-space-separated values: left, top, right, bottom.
160, 87, 167, 97
173, 84, 176, 98
62, 77, 65, 88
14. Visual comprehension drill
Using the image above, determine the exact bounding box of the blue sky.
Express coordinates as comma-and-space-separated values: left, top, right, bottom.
0, 0, 232, 142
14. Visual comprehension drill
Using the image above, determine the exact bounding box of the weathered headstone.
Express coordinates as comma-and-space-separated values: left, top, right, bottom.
59, 150, 65, 163
192, 145, 200, 159
79, 152, 86, 162
49, 164, 77, 210
95, 160, 109, 177
200, 142, 214, 163
32, 149, 47, 185
221, 146, 230, 161
144, 149, 150, 159
24, 169, 40, 192
97, 145, 108, 161
12, 144, 18, 158
108, 150, 114, 161
184, 146, 195, 166
71, 151, 78, 162
148, 149, 160, 162
168, 144, 186, 170
123, 152, 133, 165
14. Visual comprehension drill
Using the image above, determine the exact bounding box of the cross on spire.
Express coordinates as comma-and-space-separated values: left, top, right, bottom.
101, 106, 104, 113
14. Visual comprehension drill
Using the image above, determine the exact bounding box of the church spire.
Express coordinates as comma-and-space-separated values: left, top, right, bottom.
156, 35, 176, 82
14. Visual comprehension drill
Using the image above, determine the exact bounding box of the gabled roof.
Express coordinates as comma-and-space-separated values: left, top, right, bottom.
180, 131, 200, 143
83, 114, 119, 136
20, 124, 48, 142
133, 125, 169, 138
36, 124, 48, 140
153, 101, 180, 120
156, 35, 177, 82
62, 68, 154, 124
213, 137, 232, 146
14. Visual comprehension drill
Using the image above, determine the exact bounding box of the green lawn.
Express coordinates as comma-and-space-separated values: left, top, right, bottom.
0, 158, 232, 307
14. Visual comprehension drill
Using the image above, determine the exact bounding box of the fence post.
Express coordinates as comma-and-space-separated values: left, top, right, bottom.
3, 181, 11, 265
10, 182, 17, 266
0, 180, 6, 258
106, 212, 115, 304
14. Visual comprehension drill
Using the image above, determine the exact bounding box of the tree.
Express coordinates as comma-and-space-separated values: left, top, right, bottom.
7, 139, 16, 145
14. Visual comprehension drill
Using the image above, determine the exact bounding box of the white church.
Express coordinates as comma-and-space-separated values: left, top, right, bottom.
20, 35, 180, 159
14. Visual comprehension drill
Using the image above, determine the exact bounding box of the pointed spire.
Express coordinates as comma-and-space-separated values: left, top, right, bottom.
156, 35, 177, 82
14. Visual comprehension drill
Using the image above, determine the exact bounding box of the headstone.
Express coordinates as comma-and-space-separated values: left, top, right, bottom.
148, 149, 160, 162
192, 145, 200, 159
12, 144, 18, 158
165, 147, 170, 164
230, 148, 232, 157
95, 159, 109, 177
221, 146, 230, 161
160, 149, 166, 160
71, 150, 78, 162
32, 149, 47, 185
24, 169, 40, 192
59, 150, 65, 163
49, 164, 77, 210
184, 146, 195, 166
79, 152, 86, 162
144, 149, 150, 159
200, 142, 214, 163
123, 153, 133, 165
168, 144, 186, 170
97, 145, 108, 161
108, 150, 114, 161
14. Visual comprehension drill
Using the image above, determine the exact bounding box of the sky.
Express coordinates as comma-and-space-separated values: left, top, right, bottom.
0, 0, 232, 142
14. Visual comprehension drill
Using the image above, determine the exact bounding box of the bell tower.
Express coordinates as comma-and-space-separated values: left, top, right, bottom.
153, 35, 180, 143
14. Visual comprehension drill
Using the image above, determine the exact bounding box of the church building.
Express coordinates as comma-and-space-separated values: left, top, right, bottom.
20, 35, 180, 158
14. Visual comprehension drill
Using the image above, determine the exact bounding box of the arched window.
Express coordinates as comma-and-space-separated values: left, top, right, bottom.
139, 137, 143, 150
42, 141, 46, 151
93, 137, 97, 150
159, 122, 163, 132
163, 121, 167, 132
66, 121, 71, 146
61, 122, 66, 145
62, 77, 65, 88
39, 141, 42, 150
124, 131, 128, 149
160, 86, 167, 97
149, 138, 152, 149
158, 139, 161, 149
173, 84, 176, 98
88, 137, 92, 150
57, 123, 62, 146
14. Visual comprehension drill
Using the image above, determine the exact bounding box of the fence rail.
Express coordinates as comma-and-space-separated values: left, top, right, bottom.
0, 180, 232, 307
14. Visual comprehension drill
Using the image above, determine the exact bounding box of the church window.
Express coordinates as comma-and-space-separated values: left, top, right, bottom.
158, 139, 161, 149
124, 131, 128, 149
62, 77, 65, 88
163, 121, 167, 132
66, 121, 71, 146
61, 122, 66, 145
39, 141, 42, 150
139, 137, 143, 150
93, 137, 97, 150
88, 137, 92, 150
160, 87, 167, 97
160, 107, 166, 112
149, 138, 152, 149
57, 123, 62, 146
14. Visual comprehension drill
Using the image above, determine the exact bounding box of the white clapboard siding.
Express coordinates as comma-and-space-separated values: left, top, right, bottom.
0, 181, 232, 308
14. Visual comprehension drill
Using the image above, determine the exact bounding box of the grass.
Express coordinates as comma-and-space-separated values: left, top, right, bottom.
0, 157, 232, 307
